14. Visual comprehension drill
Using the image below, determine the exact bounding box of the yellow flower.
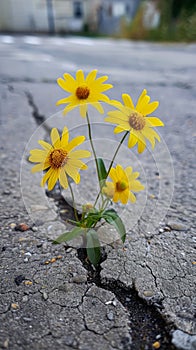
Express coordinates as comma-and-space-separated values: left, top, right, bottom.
56, 69, 113, 117
103, 164, 144, 205
29, 127, 91, 191
105, 89, 164, 153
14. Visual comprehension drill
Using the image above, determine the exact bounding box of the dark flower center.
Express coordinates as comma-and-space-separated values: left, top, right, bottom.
129, 112, 145, 131
76, 86, 90, 100
116, 181, 128, 192
49, 149, 68, 168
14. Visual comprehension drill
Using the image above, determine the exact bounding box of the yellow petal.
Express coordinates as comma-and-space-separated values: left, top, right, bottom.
59, 169, 68, 189
61, 126, 69, 147
62, 104, 77, 115
147, 117, 164, 127
68, 158, 88, 170
137, 135, 146, 153
76, 69, 85, 84
109, 168, 118, 182
79, 103, 87, 117
130, 180, 145, 192
64, 164, 80, 184
57, 78, 71, 92
141, 127, 156, 148
119, 189, 129, 204
63, 73, 76, 87
124, 167, 133, 176
116, 164, 125, 179
31, 162, 49, 173
148, 128, 161, 141
107, 110, 128, 121
128, 132, 138, 148
122, 94, 134, 109
136, 89, 147, 110
113, 191, 120, 203
86, 70, 97, 83
91, 102, 104, 114
41, 168, 53, 187
129, 192, 136, 203
69, 150, 91, 159
114, 126, 125, 134
97, 84, 113, 92
56, 97, 71, 106
38, 140, 53, 151
48, 169, 60, 191
66, 136, 85, 152
29, 149, 48, 163
51, 128, 61, 148
95, 76, 109, 84
102, 182, 115, 198
140, 101, 159, 116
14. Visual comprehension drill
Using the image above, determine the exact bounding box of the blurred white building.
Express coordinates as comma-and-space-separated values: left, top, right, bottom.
0, 0, 141, 34
0, 0, 99, 33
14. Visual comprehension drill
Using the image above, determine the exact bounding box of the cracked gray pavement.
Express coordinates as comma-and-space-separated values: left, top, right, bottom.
0, 35, 195, 349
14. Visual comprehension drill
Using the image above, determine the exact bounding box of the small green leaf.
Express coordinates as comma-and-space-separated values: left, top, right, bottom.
85, 210, 102, 228
53, 227, 84, 244
103, 208, 118, 219
97, 158, 107, 187
103, 211, 126, 243
86, 229, 101, 266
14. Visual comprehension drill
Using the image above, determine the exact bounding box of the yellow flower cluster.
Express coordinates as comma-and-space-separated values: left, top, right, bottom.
29, 69, 164, 205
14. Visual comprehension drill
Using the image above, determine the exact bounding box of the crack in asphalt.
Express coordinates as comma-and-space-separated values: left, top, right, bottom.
24, 91, 50, 132
23, 91, 178, 349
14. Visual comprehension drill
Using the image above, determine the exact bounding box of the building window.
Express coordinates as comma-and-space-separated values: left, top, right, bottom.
73, 1, 83, 18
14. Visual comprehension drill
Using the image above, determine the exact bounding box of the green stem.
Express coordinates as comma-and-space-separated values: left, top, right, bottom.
94, 131, 129, 207
68, 181, 79, 222
107, 131, 129, 176
86, 112, 101, 191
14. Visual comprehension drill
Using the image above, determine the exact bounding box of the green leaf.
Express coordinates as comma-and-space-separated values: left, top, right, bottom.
53, 227, 84, 244
103, 210, 126, 243
86, 229, 101, 266
84, 210, 102, 228
97, 158, 107, 187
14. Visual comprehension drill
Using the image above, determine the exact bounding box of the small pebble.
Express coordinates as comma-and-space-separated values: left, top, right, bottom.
159, 228, 164, 233
25, 252, 32, 257
24, 257, 29, 263
66, 248, 73, 253
15, 223, 30, 232
24, 281, 33, 286
42, 292, 48, 301
32, 226, 38, 232
42, 242, 48, 252
3, 339, 9, 349
10, 223, 16, 229
152, 341, 161, 349
22, 296, 28, 302
107, 311, 114, 321
112, 300, 117, 307
143, 290, 154, 297
167, 221, 188, 231
11, 303, 19, 310
156, 334, 161, 340
72, 275, 87, 283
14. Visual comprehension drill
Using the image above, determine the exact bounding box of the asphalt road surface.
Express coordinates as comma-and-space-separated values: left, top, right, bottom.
0, 35, 195, 350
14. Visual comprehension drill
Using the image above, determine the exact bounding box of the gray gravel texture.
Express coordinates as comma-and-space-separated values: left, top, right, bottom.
0, 35, 195, 350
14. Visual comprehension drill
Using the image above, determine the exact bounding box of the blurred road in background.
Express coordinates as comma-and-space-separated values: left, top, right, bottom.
0, 35, 195, 350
